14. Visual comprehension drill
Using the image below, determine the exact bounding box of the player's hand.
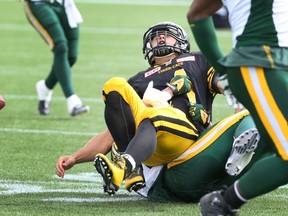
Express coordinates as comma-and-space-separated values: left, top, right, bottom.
55, 156, 76, 178
143, 81, 171, 108
218, 74, 244, 110
188, 103, 210, 127
166, 75, 191, 96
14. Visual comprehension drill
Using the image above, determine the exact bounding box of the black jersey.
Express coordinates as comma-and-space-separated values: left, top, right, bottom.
128, 52, 220, 132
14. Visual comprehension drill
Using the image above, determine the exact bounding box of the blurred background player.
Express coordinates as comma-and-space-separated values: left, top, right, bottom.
23, 0, 89, 116
187, 0, 288, 215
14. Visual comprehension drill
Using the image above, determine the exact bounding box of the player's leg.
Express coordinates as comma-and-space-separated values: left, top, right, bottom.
24, 1, 56, 115
158, 112, 245, 202
24, 1, 88, 116
95, 77, 148, 194
200, 67, 288, 215
50, 2, 89, 116
96, 77, 198, 194
225, 67, 288, 205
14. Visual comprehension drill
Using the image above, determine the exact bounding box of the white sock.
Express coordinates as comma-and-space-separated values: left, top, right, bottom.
66, 94, 82, 113
36, 80, 52, 101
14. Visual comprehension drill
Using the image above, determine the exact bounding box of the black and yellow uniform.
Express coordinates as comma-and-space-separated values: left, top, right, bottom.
129, 52, 220, 133
103, 77, 198, 167
103, 52, 219, 167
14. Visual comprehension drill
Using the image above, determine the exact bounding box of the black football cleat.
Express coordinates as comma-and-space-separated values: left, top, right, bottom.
200, 190, 239, 216
38, 100, 50, 115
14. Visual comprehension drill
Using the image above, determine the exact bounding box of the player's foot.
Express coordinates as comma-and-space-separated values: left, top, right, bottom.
94, 153, 127, 195
125, 165, 146, 192
111, 142, 121, 161
200, 190, 238, 216
38, 100, 50, 115
70, 104, 90, 116
67, 94, 90, 116
225, 128, 260, 176
36, 80, 52, 115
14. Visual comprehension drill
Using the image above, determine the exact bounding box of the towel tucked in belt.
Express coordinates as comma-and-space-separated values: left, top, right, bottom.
57, 0, 83, 28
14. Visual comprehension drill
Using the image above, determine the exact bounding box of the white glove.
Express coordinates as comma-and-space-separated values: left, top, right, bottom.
219, 74, 244, 110
143, 81, 172, 108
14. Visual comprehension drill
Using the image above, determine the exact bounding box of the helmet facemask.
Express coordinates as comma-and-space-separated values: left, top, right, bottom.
143, 22, 190, 65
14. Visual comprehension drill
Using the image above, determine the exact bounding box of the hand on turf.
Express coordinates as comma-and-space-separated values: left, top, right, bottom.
55, 156, 76, 178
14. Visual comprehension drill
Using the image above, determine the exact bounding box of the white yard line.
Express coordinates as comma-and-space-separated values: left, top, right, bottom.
0, 173, 144, 202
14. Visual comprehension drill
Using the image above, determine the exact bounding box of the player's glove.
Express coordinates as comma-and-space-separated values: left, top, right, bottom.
166, 75, 191, 96
188, 102, 211, 127
143, 81, 171, 108
218, 74, 244, 110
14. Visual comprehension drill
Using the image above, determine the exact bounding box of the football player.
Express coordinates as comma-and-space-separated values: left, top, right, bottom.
187, 0, 288, 215
93, 21, 222, 195
23, 0, 89, 116
56, 22, 259, 199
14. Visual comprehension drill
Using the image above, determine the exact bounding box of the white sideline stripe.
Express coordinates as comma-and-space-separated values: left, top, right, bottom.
0, 128, 96, 136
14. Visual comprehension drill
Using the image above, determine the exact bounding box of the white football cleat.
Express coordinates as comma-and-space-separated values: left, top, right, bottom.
66, 94, 90, 116
225, 128, 260, 176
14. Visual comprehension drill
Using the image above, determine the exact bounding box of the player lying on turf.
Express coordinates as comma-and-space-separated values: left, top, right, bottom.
57, 110, 266, 202
93, 21, 257, 195
56, 22, 260, 201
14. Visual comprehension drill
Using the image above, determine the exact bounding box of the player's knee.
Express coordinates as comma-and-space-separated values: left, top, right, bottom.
103, 77, 127, 95
105, 91, 122, 103
53, 42, 68, 56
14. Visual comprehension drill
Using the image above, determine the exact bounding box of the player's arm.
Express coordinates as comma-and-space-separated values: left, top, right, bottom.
55, 129, 113, 178
187, 0, 225, 75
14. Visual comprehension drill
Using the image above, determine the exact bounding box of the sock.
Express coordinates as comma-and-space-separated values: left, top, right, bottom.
36, 80, 53, 101
223, 181, 247, 209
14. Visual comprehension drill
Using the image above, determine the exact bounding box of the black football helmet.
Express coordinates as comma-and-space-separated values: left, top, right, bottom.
142, 22, 190, 65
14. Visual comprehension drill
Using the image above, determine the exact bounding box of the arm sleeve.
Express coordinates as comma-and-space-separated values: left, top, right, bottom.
189, 17, 226, 76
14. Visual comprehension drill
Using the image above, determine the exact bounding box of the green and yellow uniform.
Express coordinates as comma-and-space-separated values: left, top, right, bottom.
190, 0, 288, 204
24, 0, 81, 97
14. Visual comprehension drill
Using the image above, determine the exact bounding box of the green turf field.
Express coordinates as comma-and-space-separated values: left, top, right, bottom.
0, 1, 287, 215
